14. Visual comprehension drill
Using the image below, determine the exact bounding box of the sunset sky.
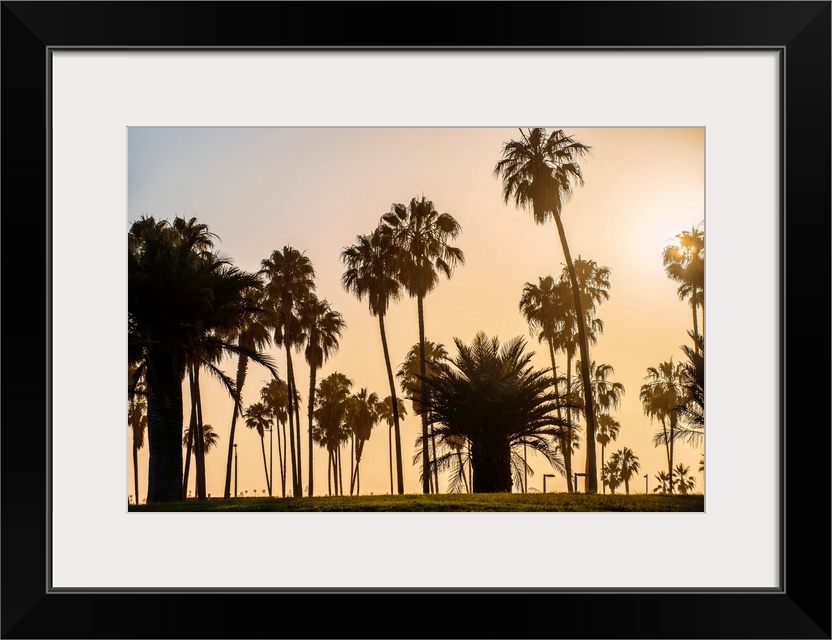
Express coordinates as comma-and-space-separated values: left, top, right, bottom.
127, 126, 705, 500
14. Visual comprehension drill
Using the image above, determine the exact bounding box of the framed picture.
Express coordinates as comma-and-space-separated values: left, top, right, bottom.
2, 2, 829, 638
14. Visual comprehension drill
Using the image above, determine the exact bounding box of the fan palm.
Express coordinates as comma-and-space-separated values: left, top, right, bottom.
676, 331, 704, 446
128, 215, 278, 503
182, 422, 220, 497
595, 413, 621, 494
382, 196, 464, 493
128, 363, 148, 506
416, 332, 577, 493
494, 128, 600, 492
341, 226, 407, 494
312, 372, 353, 496
378, 396, 407, 495
653, 470, 671, 494
243, 401, 273, 496
260, 379, 289, 497
641, 359, 685, 493
345, 388, 381, 495
601, 461, 621, 494
673, 463, 697, 495
609, 447, 640, 494
299, 294, 345, 497
260, 246, 316, 497
663, 226, 705, 355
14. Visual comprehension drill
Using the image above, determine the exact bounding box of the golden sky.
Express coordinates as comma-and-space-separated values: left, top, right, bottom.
128, 126, 704, 500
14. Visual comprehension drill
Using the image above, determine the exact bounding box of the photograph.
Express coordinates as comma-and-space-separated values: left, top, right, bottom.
127, 126, 705, 512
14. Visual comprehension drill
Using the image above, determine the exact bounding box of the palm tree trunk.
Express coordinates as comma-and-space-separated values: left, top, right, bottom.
279, 420, 287, 497
327, 449, 333, 496
183, 379, 197, 500
285, 349, 299, 497
458, 449, 470, 492
601, 443, 606, 494
133, 443, 140, 505
292, 371, 303, 494
192, 366, 207, 500
661, 417, 673, 494
416, 295, 431, 493
691, 288, 701, 355
307, 365, 317, 497
552, 217, 598, 493
388, 424, 394, 495
337, 446, 344, 496
224, 352, 249, 499
260, 434, 271, 495
669, 414, 676, 494
146, 356, 184, 504
564, 354, 575, 493
378, 313, 405, 494
430, 416, 440, 492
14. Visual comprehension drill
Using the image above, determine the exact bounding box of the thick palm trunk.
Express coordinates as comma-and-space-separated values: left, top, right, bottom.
625, 477, 630, 495
564, 355, 575, 493
191, 366, 207, 500
379, 314, 405, 494
285, 349, 299, 497
224, 352, 249, 498
260, 434, 271, 495
552, 216, 598, 493
416, 295, 431, 493
146, 354, 184, 504
307, 366, 317, 497
471, 439, 512, 493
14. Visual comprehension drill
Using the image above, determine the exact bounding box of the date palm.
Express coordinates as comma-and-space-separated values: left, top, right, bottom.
261, 246, 316, 497
128, 215, 277, 503
494, 128, 600, 492
382, 196, 464, 493
243, 402, 272, 496
378, 396, 407, 495
299, 294, 345, 497
609, 447, 640, 494
595, 413, 620, 494
663, 226, 705, 355
641, 359, 686, 493
341, 226, 407, 494
417, 332, 577, 493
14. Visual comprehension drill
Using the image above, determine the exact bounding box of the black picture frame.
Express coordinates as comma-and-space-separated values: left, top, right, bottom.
1, 2, 829, 638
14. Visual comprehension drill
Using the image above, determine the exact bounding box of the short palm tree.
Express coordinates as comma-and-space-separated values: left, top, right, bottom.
378, 396, 407, 495
341, 225, 406, 494
299, 294, 345, 497
673, 463, 697, 495
417, 332, 576, 493
653, 470, 671, 494
243, 401, 273, 496
260, 379, 288, 497
663, 226, 705, 355
609, 447, 640, 494
494, 128, 600, 492
345, 388, 381, 496
382, 196, 464, 493
312, 372, 353, 496
601, 461, 621, 495
128, 363, 148, 506
182, 423, 220, 496
595, 413, 621, 494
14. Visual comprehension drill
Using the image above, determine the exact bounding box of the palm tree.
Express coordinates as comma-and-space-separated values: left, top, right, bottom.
299, 294, 345, 497
341, 226, 406, 494
128, 215, 278, 503
260, 246, 316, 497
640, 359, 685, 493
595, 413, 620, 494
673, 463, 697, 495
128, 363, 148, 506
378, 396, 407, 495
222, 285, 274, 498
609, 447, 640, 494
345, 388, 380, 496
601, 461, 621, 495
242, 401, 273, 496
416, 332, 577, 493
397, 340, 449, 493
312, 372, 353, 496
494, 128, 600, 492
382, 196, 464, 493
676, 331, 704, 447
663, 226, 705, 355
260, 379, 288, 497
653, 471, 672, 494
182, 423, 220, 497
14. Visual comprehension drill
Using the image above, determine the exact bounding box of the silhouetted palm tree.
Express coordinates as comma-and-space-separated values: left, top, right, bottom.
128, 363, 147, 506
346, 388, 380, 496
243, 401, 273, 496
676, 331, 704, 446
260, 379, 288, 497
182, 423, 220, 497
128, 215, 277, 503
378, 396, 407, 495
641, 359, 685, 493
494, 128, 600, 492
653, 470, 671, 494
609, 447, 640, 494
663, 226, 705, 355
417, 332, 576, 493
382, 196, 464, 493
601, 461, 621, 494
595, 413, 620, 494
341, 226, 406, 494
299, 294, 345, 497
223, 285, 274, 499
672, 463, 697, 495
312, 372, 353, 496
261, 246, 316, 497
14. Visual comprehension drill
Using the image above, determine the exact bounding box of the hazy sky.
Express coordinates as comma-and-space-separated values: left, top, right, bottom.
128, 126, 704, 500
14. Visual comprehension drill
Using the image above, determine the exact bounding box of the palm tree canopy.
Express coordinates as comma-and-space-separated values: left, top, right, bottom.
396, 340, 449, 412
609, 447, 640, 482
346, 388, 381, 445
381, 196, 464, 299
662, 226, 704, 303
312, 372, 353, 450
260, 246, 316, 348
595, 413, 621, 448
379, 395, 407, 426
260, 378, 288, 425
640, 359, 685, 425
183, 423, 220, 452
341, 226, 403, 317
493, 128, 591, 224
572, 361, 625, 415
299, 294, 345, 370
243, 402, 271, 438
519, 276, 571, 346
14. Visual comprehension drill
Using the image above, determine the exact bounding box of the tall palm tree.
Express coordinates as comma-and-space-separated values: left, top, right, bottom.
609, 447, 640, 494
128, 215, 278, 503
397, 340, 449, 493
663, 226, 705, 355
299, 294, 345, 497
417, 332, 577, 493
243, 401, 273, 496
494, 128, 600, 492
382, 196, 464, 493
341, 226, 407, 494
312, 372, 353, 496
182, 423, 220, 497
595, 413, 620, 494
128, 364, 148, 506
260, 379, 288, 497
640, 359, 685, 493
378, 396, 407, 495
260, 246, 316, 497
345, 388, 380, 496
222, 285, 274, 498
672, 463, 697, 495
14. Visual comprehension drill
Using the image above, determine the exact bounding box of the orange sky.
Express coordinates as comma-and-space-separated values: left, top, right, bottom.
128, 126, 705, 500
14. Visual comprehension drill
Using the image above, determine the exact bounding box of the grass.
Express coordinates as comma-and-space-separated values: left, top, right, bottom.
129, 492, 704, 512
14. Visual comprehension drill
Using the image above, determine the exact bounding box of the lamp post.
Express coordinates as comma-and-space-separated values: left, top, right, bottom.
234, 443, 238, 498
644, 474, 648, 494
